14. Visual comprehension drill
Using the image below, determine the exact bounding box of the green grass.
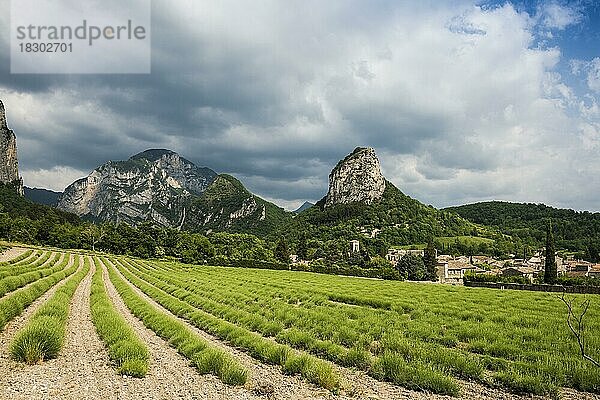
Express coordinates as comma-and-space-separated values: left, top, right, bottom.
89, 258, 149, 377
112, 256, 600, 397
102, 257, 247, 384
10, 256, 88, 364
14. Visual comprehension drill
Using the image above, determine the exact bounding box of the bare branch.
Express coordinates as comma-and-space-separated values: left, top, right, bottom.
558, 292, 600, 368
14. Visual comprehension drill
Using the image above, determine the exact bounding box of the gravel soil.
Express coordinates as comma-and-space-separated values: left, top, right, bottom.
98, 257, 265, 400
106, 258, 332, 400
0, 246, 28, 262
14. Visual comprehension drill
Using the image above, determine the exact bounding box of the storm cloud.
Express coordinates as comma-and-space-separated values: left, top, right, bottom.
0, 0, 598, 211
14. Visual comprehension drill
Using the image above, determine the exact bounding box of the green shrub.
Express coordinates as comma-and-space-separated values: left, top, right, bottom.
117, 258, 339, 390
9, 256, 87, 364
10, 316, 63, 363
104, 258, 247, 385
494, 369, 558, 396
371, 352, 460, 396
89, 259, 149, 377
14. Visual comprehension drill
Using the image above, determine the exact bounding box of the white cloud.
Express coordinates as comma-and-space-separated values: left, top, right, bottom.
20, 166, 86, 192
587, 58, 600, 93
538, 1, 582, 30
568, 57, 600, 93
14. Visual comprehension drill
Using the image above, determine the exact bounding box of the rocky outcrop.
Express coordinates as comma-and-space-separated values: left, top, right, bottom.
57, 149, 217, 227
57, 150, 291, 234
325, 147, 385, 207
0, 100, 23, 195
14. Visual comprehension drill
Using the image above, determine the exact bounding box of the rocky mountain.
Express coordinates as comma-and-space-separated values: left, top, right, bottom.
294, 201, 314, 214
0, 100, 23, 195
276, 147, 482, 249
58, 149, 217, 226
187, 174, 291, 235
325, 147, 385, 207
24, 187, 62, 206
57, 149, 291, 235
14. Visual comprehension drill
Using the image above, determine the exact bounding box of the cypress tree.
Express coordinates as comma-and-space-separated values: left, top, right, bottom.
544, 221, 557, 284
275, 238, 291, 264
423, 238, 438, 281
297, 233, 308, 260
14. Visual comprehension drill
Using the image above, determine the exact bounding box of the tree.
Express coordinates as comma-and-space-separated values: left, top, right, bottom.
176, 233, 215, 263
275, 238, 291, 264
296, 233, 308, 260
367, 256, 392, 269
81, 224, 105, 251
423, 239, 438, 281
544, 220, 557, 284
396, 254, 426, 281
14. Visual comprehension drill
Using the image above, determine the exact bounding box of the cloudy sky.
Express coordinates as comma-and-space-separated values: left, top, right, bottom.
1, 0, 599, 211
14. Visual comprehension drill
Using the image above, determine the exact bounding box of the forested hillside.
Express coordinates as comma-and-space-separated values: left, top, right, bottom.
0, 184, 76, 221
445, 201, 600, 261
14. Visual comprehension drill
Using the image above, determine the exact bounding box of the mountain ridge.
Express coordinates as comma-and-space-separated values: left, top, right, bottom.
57, 149, 291, 234
24, 187, 62, 206
445, 201, 600, 261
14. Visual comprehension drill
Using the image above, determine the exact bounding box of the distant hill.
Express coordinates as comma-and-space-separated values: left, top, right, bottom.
294, 201, 314, 213
24, 187, 62, 206
445, 201, 600, 261
188, 174, 291, 236
297, 179, 482, 245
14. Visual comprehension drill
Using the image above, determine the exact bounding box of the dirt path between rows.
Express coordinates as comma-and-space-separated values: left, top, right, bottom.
0, 254, 79, 396
0, 256, 154, 400
0, 246, 28, 262
98, 257, 265, 400
108, 258, 351, 400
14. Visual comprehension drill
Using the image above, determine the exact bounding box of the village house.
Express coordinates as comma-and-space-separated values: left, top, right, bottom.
385, 248, 424, 266
289, 254, 310, 266
360, 227, 382, 238
589, 265, 600, 278
436, 256, 484, 284
565, 261, 600, 278
501, 266, 536, 283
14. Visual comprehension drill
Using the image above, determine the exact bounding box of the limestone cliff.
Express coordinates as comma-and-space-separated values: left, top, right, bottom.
325, 147, 385, 207
57, 149, 217, 227
0, 100, 23, 195
57, 149, 291, 234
